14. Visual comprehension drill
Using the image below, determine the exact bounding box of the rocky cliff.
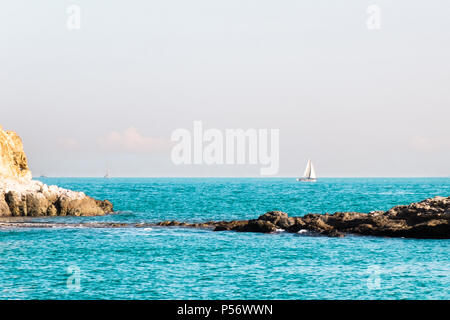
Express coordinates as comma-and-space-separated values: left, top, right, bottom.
0, 126, 113, 216
0, 125, 32, 180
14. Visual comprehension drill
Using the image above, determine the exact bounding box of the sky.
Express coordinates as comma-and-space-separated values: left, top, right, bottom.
1, 0, 449, 177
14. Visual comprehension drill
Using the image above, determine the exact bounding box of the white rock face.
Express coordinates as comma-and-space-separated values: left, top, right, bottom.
0, 178, 86, 200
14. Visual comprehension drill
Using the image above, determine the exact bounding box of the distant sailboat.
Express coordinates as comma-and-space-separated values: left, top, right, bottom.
104, 163, 110, 179
297, 159, 317, 182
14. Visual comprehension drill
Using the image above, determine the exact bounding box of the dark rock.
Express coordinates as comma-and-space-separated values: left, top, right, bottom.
1, 196, 448, 239
4, 191, 24, 217
233, 219, 278, 233
1, 190, 113, 217
26, 193, 50, 216
276, 217, 296, 229
213, 220, 248, 231
149, 196, 450, 239
258, 211, 288, 224
0, 194, 11, 216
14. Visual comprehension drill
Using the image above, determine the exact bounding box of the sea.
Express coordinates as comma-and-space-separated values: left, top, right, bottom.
0, 177, 449, 299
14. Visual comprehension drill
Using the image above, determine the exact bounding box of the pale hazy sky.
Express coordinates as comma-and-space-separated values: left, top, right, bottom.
1, 1, 449, 177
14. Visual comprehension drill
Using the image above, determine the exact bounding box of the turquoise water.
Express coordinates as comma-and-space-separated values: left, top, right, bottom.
0, 178, 449, 299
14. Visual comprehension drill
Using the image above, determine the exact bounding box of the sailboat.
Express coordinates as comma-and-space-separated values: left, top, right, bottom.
297, 159, 317, 182
104, 163, 110, 179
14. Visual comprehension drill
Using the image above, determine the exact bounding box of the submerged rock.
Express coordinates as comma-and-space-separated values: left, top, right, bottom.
0, 125, 113, 217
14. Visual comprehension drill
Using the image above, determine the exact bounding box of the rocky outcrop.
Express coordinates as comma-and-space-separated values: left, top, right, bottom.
0, 126, 113, 216
0, 125, 32, 180
151, 196, 450, 239
0, 175, 113, 218
0, 196, 447, 239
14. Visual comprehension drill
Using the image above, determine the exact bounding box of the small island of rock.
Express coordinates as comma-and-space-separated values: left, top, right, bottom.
153, 195, 450, 239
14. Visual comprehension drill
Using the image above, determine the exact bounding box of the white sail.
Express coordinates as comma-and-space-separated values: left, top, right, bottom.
104, 162, 110, 178
303, 159, 312, 178
309, 161, 317, 179
298, 159, 317, 181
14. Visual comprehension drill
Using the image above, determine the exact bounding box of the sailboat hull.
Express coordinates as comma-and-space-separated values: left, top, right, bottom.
297, 178, 317, 182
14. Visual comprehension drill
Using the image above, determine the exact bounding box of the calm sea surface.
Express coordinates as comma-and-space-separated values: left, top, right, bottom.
0, 178, 449, 299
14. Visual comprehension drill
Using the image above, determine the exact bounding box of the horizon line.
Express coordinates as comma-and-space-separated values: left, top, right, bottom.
35, 176, 450, 179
